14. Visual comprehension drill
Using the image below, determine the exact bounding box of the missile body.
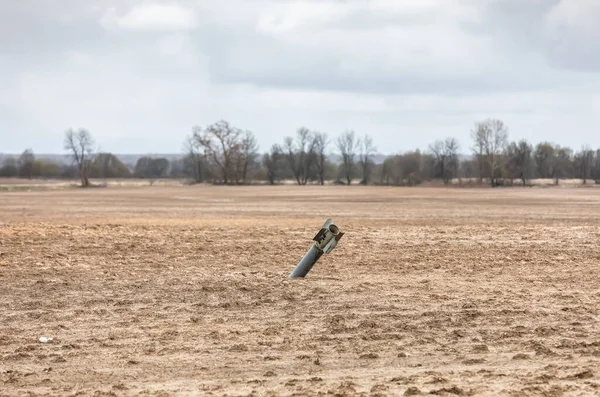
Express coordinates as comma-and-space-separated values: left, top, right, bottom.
288, 218, 344, 278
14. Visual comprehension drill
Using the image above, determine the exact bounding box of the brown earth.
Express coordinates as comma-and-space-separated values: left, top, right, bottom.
1, 185, 600, 396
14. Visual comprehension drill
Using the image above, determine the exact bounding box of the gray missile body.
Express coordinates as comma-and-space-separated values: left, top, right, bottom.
288, 218, 344, 278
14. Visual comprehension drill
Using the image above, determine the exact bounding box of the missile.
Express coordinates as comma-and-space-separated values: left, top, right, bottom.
288, 218, 344, 278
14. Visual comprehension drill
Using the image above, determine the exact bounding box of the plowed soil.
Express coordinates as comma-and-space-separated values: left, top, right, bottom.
1, 185, 600, 396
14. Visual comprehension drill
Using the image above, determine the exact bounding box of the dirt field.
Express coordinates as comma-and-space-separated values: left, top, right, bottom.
1, 185, 600, 396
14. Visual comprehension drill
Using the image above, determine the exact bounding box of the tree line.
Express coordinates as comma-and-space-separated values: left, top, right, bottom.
2, 119, 600, 187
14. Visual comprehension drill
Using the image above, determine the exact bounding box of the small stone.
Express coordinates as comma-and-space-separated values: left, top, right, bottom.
359, 352, 379, 359
404, 386, 421, 396
472, 344, 489, 353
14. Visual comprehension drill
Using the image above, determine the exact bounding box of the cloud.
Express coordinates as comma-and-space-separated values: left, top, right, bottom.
1, 0, 600, 153
201, 0, 600, 95
101, 3, 198, 31
464, 0, 600, 72
156, 34, 204, 69
543, 0, 600, 71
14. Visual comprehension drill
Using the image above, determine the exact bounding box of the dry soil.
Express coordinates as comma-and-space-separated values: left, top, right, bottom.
1, 185, 600, 396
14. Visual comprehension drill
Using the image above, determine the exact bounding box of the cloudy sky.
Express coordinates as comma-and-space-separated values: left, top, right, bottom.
1, 0, 599, 154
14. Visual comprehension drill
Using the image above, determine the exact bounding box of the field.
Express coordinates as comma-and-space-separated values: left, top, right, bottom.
1, 185, 600, 396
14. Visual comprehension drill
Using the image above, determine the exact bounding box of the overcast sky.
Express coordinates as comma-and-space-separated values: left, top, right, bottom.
1, 0, 600, 154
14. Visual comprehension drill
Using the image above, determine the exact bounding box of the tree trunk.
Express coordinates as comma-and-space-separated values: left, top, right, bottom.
318, 157, 325, 186
79, 164, 89, 187
242, 161, 248, 185
194, 156, 202, 183
267, 170, 274, 185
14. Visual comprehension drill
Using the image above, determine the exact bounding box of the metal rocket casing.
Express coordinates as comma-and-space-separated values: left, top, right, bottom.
312, 218, 344, 253
288, 218, 344, 278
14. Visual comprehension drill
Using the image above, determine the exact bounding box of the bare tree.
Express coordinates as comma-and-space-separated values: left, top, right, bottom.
183, 135, 203, 183
283, 128, 317, 185
400, 151, 424, 186
134, 157, 170, 185
574, 145, 595, 184
358, 133, 376, 185
429, 138, 459, 185
18, 149, 36, 179
429, 140, 445, 180
554, 146, 574, 185
472, 131, 485, 184
458, 158, 475, 181
0, 157, 18, 177
471, 119, 508, 187
378, 151, 424, 186
193, 120, 241, 185
235, 130, 259, 184
298, 128, 317, 185
336, 130, 359, 185
263, 144, 283, 185
533, 142, 574, 185
91, 153, 131, 179
380, 156, 397, 185
593, 149, 600, 182
506, 140, 533, 186
64, 128, 95, 187
283, 136, 301, 185
314, 132, 329, 185
534, 142, 556, 179
444, 138, 460, 184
